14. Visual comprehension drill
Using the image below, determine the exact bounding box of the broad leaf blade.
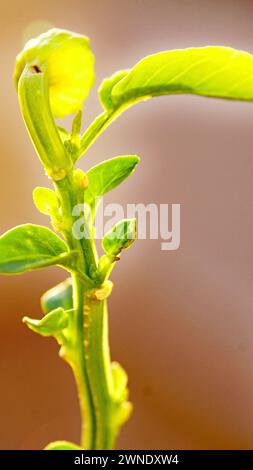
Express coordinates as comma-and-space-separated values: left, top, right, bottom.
0, 224, 71, 274
112, 47, 253, 107
79, 46, 253, 157
84, 155, 140, 206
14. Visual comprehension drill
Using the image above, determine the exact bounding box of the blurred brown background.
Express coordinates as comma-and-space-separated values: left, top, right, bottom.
0, 0, 253, 450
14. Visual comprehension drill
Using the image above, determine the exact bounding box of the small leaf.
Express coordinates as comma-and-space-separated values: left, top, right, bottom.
33, 187, 60, 215
71, 110, 82, 141
111, 361, 129, 402
102, 218, 137, 256
57, 126, 69, 144
45, 440, 81, 450
99, 70, 129, 111
112, 401, 133, 429
23, 307, 69, 337
41, 278, 73, 314
0, 224, 73, 274
110, 362, 132, 440
84, 155, 140, 207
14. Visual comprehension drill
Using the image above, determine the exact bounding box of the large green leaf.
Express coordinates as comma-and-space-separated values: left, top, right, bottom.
0, 224, 73, 274
111, 47, 253, 107
79, 46, 253, 156
84, 155, 140, 207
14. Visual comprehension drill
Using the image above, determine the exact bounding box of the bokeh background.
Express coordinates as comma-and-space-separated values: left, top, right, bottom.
0, 0, 253, 450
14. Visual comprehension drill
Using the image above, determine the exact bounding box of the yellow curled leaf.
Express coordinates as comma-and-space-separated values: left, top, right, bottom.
14, 28, 95, 118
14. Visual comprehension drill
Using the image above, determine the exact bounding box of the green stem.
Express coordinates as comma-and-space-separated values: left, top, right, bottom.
55, 172, 97, 275
70, 274, 96, 449
78, 109, 120, 160
54, 173, 97, 449
77, 99, 137, 161
55, 171, 115, 449
83, 293, 116, 449
18, 64, 125, 450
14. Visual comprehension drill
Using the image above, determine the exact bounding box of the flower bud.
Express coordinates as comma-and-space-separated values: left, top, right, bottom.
102, 219, 137, 257
14, 28, 95, 118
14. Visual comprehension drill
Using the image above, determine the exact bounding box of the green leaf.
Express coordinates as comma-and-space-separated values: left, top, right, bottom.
41, 278, 73, 314
102, 218, 137, 256
111, 361, 129, 403
112, 47, 253, 107
111, 401, 133, 431
84, 155, 140, 207
79, 46, 253, 156
71, 110, 82, 141
33, 187, 60, 215
0, 224, 73, 274
23, 307, 69, 337
99, 70, 129, 111
44, 440, 81, 450
57, 125, 69, 144
110, 361, 132, 434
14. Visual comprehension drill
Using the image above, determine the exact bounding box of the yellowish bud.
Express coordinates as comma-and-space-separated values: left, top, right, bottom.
14, 28, 95, 118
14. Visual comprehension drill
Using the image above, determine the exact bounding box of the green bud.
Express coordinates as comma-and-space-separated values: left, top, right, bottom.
102, 218, 137, 256
73, 168, 89, 189
18, 65, 73, 180
14, 28, 95, 118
